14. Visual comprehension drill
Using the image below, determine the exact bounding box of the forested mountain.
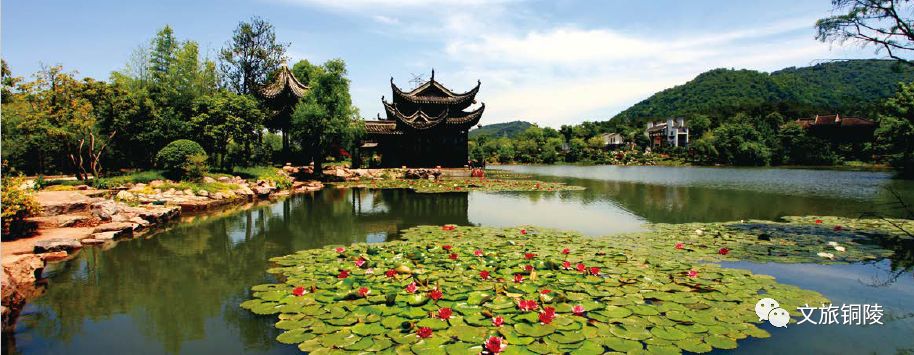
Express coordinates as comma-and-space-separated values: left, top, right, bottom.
469, 120, 533, 138
610, 59, 914, 127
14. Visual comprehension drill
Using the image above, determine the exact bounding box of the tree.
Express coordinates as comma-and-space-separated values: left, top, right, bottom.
875, 81, 914, 177
706, 121, 772, 166
219, 17, 288, 95
776, 122, 837, 165
289, 59, 362, 174
816, 0, 914, 64
191, 91, 265, 168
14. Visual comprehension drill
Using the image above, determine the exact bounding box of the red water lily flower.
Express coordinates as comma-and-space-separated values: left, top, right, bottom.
405, 282, 418, 294
485, 336, 507, 354
535, 183, 541, 189
687, 269, 698, 278
524, 265, 534, 272
561, 248, 570, 255
520, 229, 527, 235
441, 225, 456, 231
718, 248, 730, 255
576, 263, 586, 272
449, 253, 458, 260
540, 289, 551, 295
589, 267, 600, 275
474, 249, 484, 257
429, 289, 443, 301
492, 316, 504, 327
437, 307, 453, 320
442, 245, 452, 251
562, 261, 571, 269
385, 269, 397, 278
357, 287, 370, 297
518, 299, 538, 311
480, 270, 491, 280
815, 219, 823, 224
675, 242, 684, 250
417, 327, 433, 338
335, 247, 346, 253
539, 308, 556, 324
292, 286, 305, 296
355, 257, 366, 268
573, 304, 585, 316
338, 270, 350, 279
524, 252, 536, 260
513, 274, 524, 283
833, 225, 843, 231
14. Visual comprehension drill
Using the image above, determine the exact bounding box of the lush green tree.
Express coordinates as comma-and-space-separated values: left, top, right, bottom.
219, 17, 288, 95
289, 59, 363, 173
688, 114, 712, 137
875, 81, 914, 177
816, 0, 914, 64
155, 139, 208, 180
190, 91, 265, 168
707, 121, 772, 166
776, 122, 837, 165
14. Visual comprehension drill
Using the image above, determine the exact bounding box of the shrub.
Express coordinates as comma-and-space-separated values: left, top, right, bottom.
2, 175, 41, 238
155, 140, 208, 180
182, 153, 209, 182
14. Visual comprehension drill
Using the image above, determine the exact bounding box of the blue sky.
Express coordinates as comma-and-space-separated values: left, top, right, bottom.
2, 0, 876, 127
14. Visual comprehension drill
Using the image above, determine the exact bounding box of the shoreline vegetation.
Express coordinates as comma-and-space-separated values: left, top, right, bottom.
242, 216, 911, 354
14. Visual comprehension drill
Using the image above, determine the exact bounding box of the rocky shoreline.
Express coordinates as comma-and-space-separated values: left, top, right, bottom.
0, 168, 327, 332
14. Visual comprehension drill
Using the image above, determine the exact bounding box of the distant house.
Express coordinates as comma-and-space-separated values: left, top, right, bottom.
794, 114, 876, 143
646, 118, 689, 148
599, 133, 625, 148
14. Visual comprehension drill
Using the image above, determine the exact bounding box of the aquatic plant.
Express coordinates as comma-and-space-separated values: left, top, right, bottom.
334, 177, 584, 193
241, 222, 862, 353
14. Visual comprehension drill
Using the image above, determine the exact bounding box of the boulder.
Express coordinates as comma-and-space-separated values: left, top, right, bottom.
74, 185, 90, 190
91, 200, 120, 221
93, 222, 134, 238
217, 176, 231, 183
34, 238, 82, 253
91, 231, 119, 241
115, 190, 136, 201
129, 217, 150, 228
37, 251, 69, 262
80, 238, 105, 245
404, 168, 442, 180
197, 190, 209, 197
252, 185, 273, 197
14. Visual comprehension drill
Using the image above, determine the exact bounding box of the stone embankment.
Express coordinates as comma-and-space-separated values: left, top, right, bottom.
1, 166, 324, 331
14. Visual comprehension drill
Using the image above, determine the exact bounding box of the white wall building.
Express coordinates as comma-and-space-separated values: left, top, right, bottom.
646, 118, 689, 147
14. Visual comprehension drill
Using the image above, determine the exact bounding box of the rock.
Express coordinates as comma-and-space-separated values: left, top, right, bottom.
93, 222, 134, 238
111, 214, 130, 222
37, 191, 92, 216
183, 189, 194, 196
197, 190, 209, 197
74, 184, 90, 190
37, 251, 69, 262
149, 180, 165, 187
92, 231, 119, 241
34, 238, 82, 253
217, 176, 231, 183
213, 192, 225, 200
203, 176, 216, 183
56, 214, 89, 227
91, 200, 120, 221
252, 185, 273, 197
115, 190, 136, 201
80, 238, 105, 245
404, 168, 442, 180
129, 217, 150, 228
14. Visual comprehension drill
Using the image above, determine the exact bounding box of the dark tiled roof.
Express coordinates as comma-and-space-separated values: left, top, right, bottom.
260, 64, 309, 99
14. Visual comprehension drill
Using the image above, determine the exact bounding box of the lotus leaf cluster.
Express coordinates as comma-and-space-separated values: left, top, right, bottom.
243, 224, 839, 354
334, 177, 583, 193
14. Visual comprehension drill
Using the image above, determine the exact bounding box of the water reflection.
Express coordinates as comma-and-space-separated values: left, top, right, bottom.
10, 165, 914, 354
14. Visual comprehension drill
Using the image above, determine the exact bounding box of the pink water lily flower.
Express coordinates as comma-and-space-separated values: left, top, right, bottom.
405, 282, 418, 294
337, 270, 350, 279
417, 327, 433, 338
561, 248, 570, 255
480, 270, 491, 280
474, 249, 484, 257
335, 247, 346, 253
675, 243, 684, 250
492, 316, 505, 327
437, 307, 453, 320
513, 274, 524, 283
354, 257, 366, 268
573, 304, 585, 316
385, 269, 397, 278
485, 336, 507, 354
687, 269, 698, 278
357, 287, 370, 297
429, 289, 443, 300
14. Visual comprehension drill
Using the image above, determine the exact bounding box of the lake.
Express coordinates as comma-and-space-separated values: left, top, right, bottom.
9, 165, 914, 354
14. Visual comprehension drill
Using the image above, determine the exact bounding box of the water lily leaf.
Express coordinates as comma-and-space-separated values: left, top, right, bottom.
343, 337, 374, 351
705, 334, 738, 350
319, 331, 359, 348
548, 331, 586, 344
351, 322, 386, 336
276, 329, 315, 344
447, 325, 488, 343
411, 337, 448, 354
650, 326, 689, 341
381, 316, 408, 329
569, 340, 604, 355
601, 336, 643, 352
514, 323, 556, 337
600, 306, 633, 318
417, 318, 449, 330
527, 341, 560, 354
675, 338, 712, 353
610, 325, 651, 340
647, 343, 682, 355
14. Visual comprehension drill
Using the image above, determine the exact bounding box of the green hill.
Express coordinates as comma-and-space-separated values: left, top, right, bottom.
469, 121, 534, 138
610, 59, 914, 126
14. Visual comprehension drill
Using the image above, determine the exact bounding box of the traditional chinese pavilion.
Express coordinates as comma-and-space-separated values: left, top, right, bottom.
361, 71, 484, 168
260, 63, 310, 161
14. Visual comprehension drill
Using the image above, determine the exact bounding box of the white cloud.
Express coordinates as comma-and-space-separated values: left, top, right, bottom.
275, 0, 866, 127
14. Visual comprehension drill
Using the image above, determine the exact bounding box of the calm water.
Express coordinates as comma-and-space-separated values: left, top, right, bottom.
8, 165, 914, 354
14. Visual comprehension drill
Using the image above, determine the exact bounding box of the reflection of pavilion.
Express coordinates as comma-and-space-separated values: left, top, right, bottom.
349, 189, 471, 237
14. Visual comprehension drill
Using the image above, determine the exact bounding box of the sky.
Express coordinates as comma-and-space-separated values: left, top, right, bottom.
1, 0, 879, 128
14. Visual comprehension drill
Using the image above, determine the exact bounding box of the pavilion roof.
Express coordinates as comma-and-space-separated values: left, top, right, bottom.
390, 70, 480, 106
260, 64, 310, 99
381, 100, 485, 131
